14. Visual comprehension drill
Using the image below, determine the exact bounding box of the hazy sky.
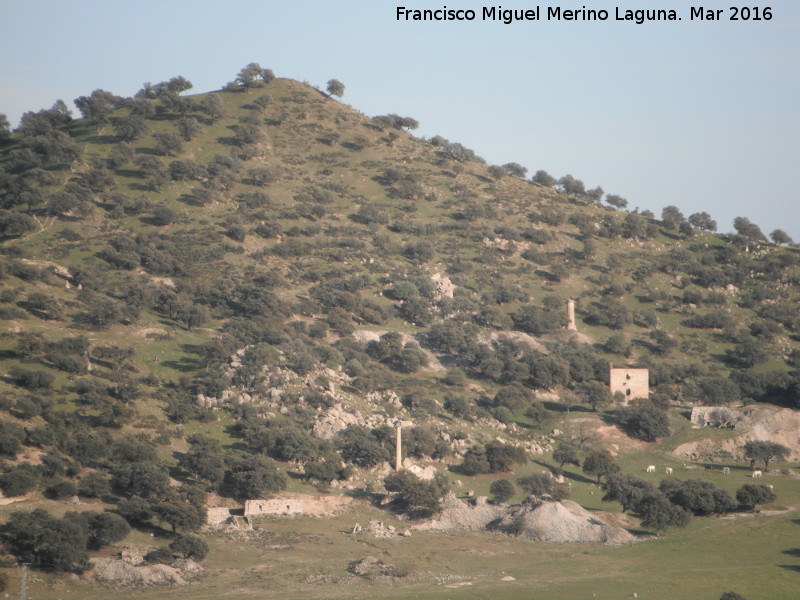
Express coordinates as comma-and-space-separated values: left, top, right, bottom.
2, 0, 798, 239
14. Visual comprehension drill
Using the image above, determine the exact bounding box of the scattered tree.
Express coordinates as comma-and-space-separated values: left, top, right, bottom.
501, 162, 528, 178
532, 170, 556, 187
743, 440, 789, 472
552, 443, 580, 469
637, 492, 690, 535
516, 472, 570, 500
384, 470, 446, 515
605, 194, 628, 209
199, 94, 226, 123
770, 229, 793, 246
169, 534, 209, 560
602, 474, 655, 513
579, 381, 612, 412
235, 63, 274, 89
176, 117, 203, 141
659, 479, 736, 516
733, 217, 766, 242
661, 205, 685, 229
74, 89, 121, 125
585, 186, 604, 203
688, 211, 717, 231
0, 113, 11, 142
326, 79, 345, 98
735, 484, 776, 510
582, 448, 620, 483
485, 441, 527, 472
616, 407, 670, 442
489, 479, 516, 503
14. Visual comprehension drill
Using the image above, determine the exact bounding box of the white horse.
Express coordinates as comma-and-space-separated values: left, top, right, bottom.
722, 466, 730, 474
664, 467, 673, 475
752, 470, 762, 478
646, 465, 655, 473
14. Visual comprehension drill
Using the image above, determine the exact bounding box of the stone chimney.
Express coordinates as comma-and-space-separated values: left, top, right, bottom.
395, 424, 402, 471
567, 299, 577, 331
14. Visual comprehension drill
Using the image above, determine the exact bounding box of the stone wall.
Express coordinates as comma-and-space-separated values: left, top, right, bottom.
609, 368, 649, 404
244, 494, 353, 518
690, 406, 741, 428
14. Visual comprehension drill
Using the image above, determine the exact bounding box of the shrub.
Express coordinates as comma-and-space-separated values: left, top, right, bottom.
45, 479, 78, 500
616, 407, 670, 442
337, 425, 390, 468
459, 446, 491, 475
637, 492, 691, 535
78, 472, 112, 498
516, 473, 569, 500
169, 535, 208, 560
494, 384, 533, 411
223, 452, 287, 500
1, 510, 90, 572
484, 441, 527, 472
659, 479, 737, 515
444, 393, 471, 419
736, 484, 776, 510
602, 474, 655, 513
582, 449, 620, 483
304, 461, 338, 484
84, 512, 130, 549
384, 470, 446, 516
489, 479, 515, 503
144, 546, 175, 565
697, 377, 741, 406
0, 421, 25, 457
8, 366, 55, 390
0, 464, 39, 497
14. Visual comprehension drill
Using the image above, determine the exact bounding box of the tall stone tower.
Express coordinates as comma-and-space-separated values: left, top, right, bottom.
395, 424, 402, 471
567, 299, 577, 331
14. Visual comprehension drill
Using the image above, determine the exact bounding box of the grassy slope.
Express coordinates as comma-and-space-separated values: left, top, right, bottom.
1, 77, 800, 599
13, 473, 800, 600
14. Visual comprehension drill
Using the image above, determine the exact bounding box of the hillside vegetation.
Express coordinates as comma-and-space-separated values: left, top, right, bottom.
1, 65, 799, 598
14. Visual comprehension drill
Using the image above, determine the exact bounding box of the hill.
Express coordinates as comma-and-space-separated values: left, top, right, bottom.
1, 66, 800, 598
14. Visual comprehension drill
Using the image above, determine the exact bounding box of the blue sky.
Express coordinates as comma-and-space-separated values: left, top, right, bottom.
2, 0, 798, 239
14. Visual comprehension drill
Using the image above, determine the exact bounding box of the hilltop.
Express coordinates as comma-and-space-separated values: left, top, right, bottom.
1, 66, 800, 598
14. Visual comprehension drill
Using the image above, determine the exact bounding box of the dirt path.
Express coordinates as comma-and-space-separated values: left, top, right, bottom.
21, 213, 56, 241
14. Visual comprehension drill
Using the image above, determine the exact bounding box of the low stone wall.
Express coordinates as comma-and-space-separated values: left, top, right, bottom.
690, 406, 741, 428
244, 494, 354, 518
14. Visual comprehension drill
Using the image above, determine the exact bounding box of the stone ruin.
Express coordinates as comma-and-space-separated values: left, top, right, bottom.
609, 367, 649, 404
244, 494, 353, 518
567, 299, 577, 331
690, 406, 742, 428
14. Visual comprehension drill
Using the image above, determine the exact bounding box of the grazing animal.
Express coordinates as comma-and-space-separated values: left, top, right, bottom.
704, 465, 715, 472
722, 466, 730, 474
664, 467, 673, 475
752, 470, 762, 478
646, 465, 655, 473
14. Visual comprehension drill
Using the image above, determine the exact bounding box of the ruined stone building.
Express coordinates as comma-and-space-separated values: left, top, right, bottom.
609, 368, 649, 404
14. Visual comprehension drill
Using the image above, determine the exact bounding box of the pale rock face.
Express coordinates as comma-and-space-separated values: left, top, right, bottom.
431, 272, 455, 300
313, 403, 366, 438
405, 464, 439, 481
